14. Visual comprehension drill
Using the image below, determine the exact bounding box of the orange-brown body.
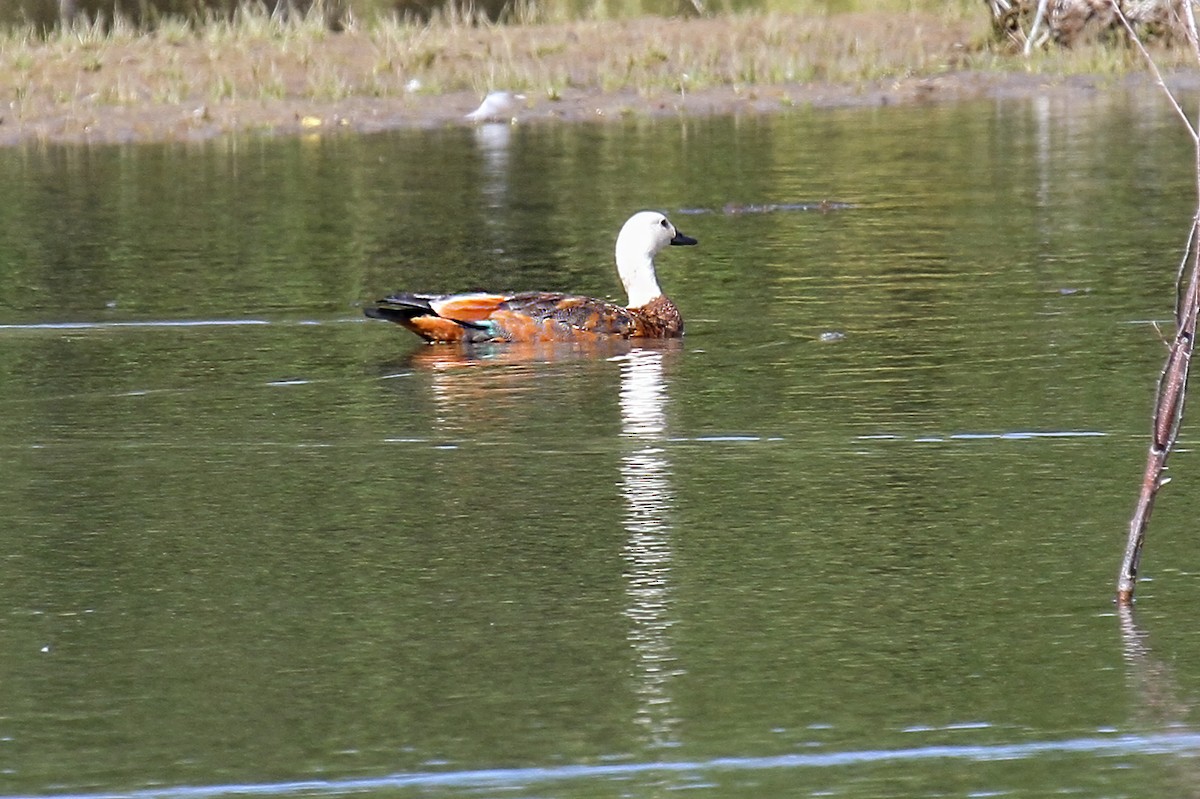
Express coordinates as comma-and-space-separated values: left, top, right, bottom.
365, 291, 683, 343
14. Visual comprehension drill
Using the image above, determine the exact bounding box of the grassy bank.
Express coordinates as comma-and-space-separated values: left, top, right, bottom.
4, 5, 982, 102
0, 2, 1186, 144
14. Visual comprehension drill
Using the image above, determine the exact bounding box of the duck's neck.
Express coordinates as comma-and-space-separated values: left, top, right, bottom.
618, 252, 663, 309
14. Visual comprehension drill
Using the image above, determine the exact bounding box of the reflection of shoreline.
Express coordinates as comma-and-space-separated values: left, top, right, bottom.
619, 347, 682, 749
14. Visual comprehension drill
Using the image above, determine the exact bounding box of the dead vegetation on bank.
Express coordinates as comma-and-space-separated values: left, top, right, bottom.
0, 6, 984, 106
0, 2, 1193, 144
987, 0, 1195, 52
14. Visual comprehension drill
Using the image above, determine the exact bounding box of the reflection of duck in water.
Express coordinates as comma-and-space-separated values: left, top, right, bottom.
407, 339, 633, 370
365, 211, 697, 343
400, 336, 683, 371
395, 340, 683, 435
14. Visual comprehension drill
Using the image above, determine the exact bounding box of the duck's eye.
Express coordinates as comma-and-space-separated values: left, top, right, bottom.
659, 219, 669, 228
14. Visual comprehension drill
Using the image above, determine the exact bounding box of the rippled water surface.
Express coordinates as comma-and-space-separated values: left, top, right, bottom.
4, 93, 1200, 798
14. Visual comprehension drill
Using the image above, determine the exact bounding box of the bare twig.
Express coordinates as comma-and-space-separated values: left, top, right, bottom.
1119, 225, 1199, 603
1114, 0, 1200, 605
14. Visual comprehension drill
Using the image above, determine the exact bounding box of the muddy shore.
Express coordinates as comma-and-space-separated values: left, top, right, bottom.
0, 11, 1189, 147
3, 71, 1177, 148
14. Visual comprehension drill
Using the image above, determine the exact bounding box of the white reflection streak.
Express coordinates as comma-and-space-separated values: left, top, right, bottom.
474, 123, 511, 209
1034, 93, 1051, 214
619, 347, 681, 749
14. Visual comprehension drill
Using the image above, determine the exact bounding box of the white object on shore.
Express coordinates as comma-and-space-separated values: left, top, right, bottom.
465, 91, 526, 123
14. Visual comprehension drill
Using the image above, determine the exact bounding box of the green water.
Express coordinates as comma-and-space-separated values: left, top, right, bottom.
3, 94, 1200, 798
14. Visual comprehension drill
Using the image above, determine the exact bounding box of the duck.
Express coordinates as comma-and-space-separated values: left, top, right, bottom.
364, 211, 697, 343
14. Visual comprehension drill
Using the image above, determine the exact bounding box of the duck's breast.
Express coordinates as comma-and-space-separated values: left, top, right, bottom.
629, 296, 683, 338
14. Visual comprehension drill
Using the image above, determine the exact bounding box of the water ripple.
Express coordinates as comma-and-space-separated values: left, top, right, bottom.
0, 318, 365, 331
0, 320, 273, 330
10, 732, 1200, 799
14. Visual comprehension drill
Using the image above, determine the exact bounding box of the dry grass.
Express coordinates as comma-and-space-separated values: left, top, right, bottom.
0, 2, 1187, 144
0, 5, 976, 109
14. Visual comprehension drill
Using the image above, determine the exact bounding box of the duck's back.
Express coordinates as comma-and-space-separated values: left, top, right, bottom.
490, 292, 682, 340
506, 291, 638, 331
498, 292, 637, 338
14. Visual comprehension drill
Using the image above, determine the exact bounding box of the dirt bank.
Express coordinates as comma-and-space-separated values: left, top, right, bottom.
0, 11, 1182, 147
0, 71, 1171, 147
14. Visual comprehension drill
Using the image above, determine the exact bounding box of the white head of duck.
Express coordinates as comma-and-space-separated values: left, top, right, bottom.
616, 211, 697, 309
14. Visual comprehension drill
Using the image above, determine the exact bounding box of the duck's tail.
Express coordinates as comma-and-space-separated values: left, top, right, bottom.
364, 293, 436, 324
364, 291, 441, 319
365, 292, 500, 342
